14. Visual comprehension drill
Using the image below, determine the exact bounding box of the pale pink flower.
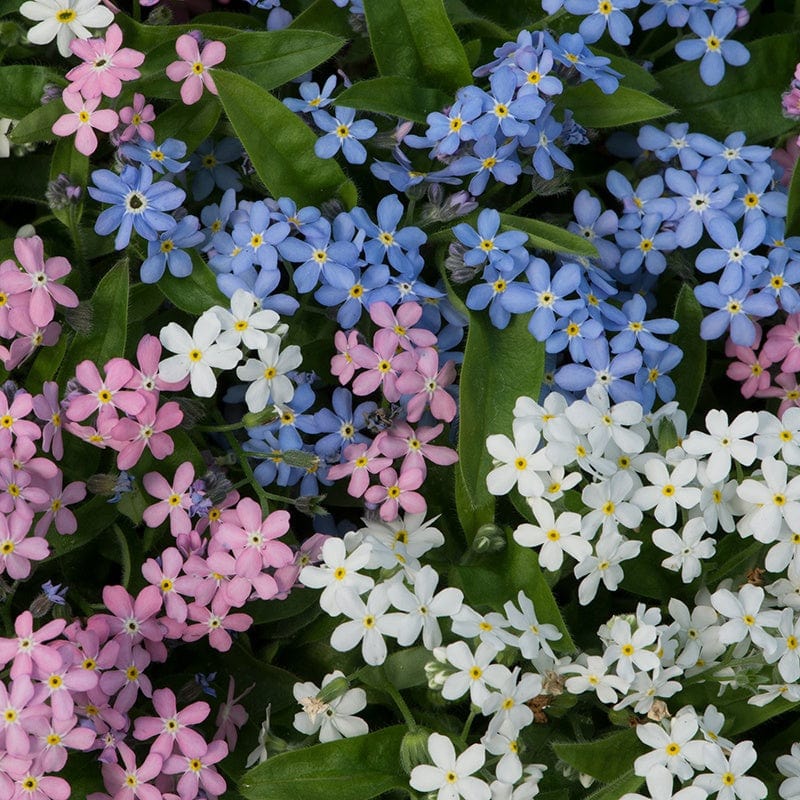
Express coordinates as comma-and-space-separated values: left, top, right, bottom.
118, 93, 155, 143
100, 644, 152, 713
0, 388, 40, 450
163, 738, 228, 800
64, 404, 119, 449
32, 657, 99, 720
364, 466, 426, 521
273, 533, 328, 599
165, 34, 226, 105
141, 548, 194, 625
0, 509, 49, 579
0, 459, 49, 515
327, 441, 391, 497
725, 332, 773, 399
32, 381, 65, 459
28, 714, 95, 772
217, 500, 293, 573
99, 585, 164, 648
350, 329, 416, 401
374, 421, 458, 477
0, 612, 67, 679
395, 347, 457, 422
33, 475, 86, 537
100, 741, 163, 800
126, 334, 189, 393
771, 372, 800, 416
66, 358, 146, 422
51, 88, 118, 155
12, 771, 70, 800
4, 320, 61, 371
763, 313, 800, 371
368, 301, 437, 350
773, 137, 800, 186
0, 674, 49, 756
112, 394, 183, 470
213, 676, 253, 751
142, 462, 195, 537
184, 595, 252, 653
66, 24, 144, 99
132, 687, 210, 759
783, 86, 800, 118
331, 330, 359, 385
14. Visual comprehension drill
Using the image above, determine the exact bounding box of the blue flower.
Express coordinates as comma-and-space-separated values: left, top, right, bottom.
753, 247, 800, 313
555, 336, 643, 403
675, 7, 750, 87
520, 106, 574, 180
188, 138, 243, 201
568, 190, 620, 269
546, 307, 603, 362
216, 266, 299, 317
247, 426, 303, 488
350, 194, 427, 272
564, 0, 639, 45
200, 187, 237, 250
616, 213, 675, 276
140, 215, 205, 284
696, 131, 772, 177
637, 123, 715, 171
447, 136, 522, 196
271, 197, 325, 237
313, 388, 377, 458
313, 106, 377, 165
283, 74, 337, 113
315, 263, 390, 328
608, 294, 679, 354
725, 163, 789, 223
695, 215, 768, 294
41, 580, 68, 605
230, 200, 291, 272
606, 171, 676, 229
418, 95, 483, 156
471, 66, 545, 139
258, 381, 318, 438
694, 282, 777, 345
122, 137, 189, 174
466, 261, 535, 329
635, 345, 683, 411
453, 208, 529, 273
639, 0, 696, 29
544, 32, 622, 94
89, 165, 185, 250
526, 259, 583, 340
514, 49, 563, 98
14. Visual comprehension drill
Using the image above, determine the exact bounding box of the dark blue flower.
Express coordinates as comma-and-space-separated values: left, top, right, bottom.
230, 200, 291, 273
546, 307, 603, 362
696, 131, 772, 177
471, 66, 545, 139
606, 171, 676, 229
200, 187, 237, 251
635, 345, 683, 411
694, 281, 777, 345
188, 138, 243, 201
418, 94, 482, 156
526, 259, 583, 340
568, 190, 620, 269
544, 32, 622, 94
520, 106, 573, 180
753, 247, 800, 313
637, 123, 716, 171
725, 163, 788, 223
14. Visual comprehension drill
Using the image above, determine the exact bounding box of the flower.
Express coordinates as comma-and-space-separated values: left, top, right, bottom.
410, 732, 491, 800
653, 517, 716, 583
20, 0, 114, 58
313, 106, 377, 164
51, 89, 118, 156
681, 409, 758, 483
513, 498, 590, 570
622, 765, 708, 800
158, 311, 242, 397
166, 34, 227, 105
292, 671, 368, 742
692, 741, 767, 800
442, 641, 507, 705
330, 584, 394, 665
485, 422, 551, 498
140, 215, 205, 283
118, 93, 156, 143
236, 333, 302, 413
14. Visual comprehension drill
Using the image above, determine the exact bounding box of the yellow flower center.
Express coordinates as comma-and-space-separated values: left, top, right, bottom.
56, 8, 76, 22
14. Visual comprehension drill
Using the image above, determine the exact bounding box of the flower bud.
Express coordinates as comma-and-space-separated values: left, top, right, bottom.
472, 523, 506, 554
316, 675, 351, 705
175, 397, 208, 428
399, 728, 432, 774
145, 5, 173, 25
657, 418, 679, 454
242, 407, 279, 429
295, 494, 328, 517
283, 449, 321, 471
46, 173, 82, 211
63, 302, 93, 335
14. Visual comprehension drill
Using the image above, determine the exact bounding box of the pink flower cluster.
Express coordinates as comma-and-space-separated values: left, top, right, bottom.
329, 301, 458, 520
0, 236, 79, 371
726, 318, 800, 414
62, 336, 186, 471
51, 25, 144, 156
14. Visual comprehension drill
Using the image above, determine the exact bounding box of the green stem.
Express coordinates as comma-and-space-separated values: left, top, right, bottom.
112, 525, 131, 589
67, 204, 87, 274
133, 0, 141, 22
506, 190, 536, 216
460, 709, 476, 742
196, 420, 256, 433
404, 197, 417, 227
648, 34, 684, 63
383, 681, 417, 730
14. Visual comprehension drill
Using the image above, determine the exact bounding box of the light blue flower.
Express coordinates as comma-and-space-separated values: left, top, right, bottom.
140, 215, 205, 283
313, 106, 377, 165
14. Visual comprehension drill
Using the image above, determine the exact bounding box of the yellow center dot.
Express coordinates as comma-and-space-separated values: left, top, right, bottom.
336, 124, 350, 138
355, 456, 368, 468
78, 110, 90, 124
482, 156, 497, 169
743, 192, 759, 208
788, 636, 798, 650
774, 493, 787, 506
48, 675, 63, 689
493, 278, 507, 293
780, 430, 793, 442
22, 777, 38, 791
727, 301, 741, 314
363, 615, 375, 628
548, 482, 561, 494
387, 485, 401, 498
161, 578, 174, 592
599, 0, 612, 12
56, 8, 76, 22
743, 614, 755, 626
546, 528, 560, 541
312, 249, 327, 263
98, 389, 112, 403
494, 103, 509, 117
7, 484, 19, 497
379, 232, 394, 246
449, 117, 463, 132
469, 666, 483, 679
621, 643, 634, 656
502, 697, 514, 709
706, 35, 721, 51
576, 444, 587, 457
377, 360, 392, 373
125, 775, 138, 787
51, 499, 61, 511
409, 438, 421, 450
793, 533, 800, 544
515, 457, 528, 470
188, 349, 202, 362
662, 484, 675, 496
479, 621, 493, 631
566, 322, 580, 337
349, 284, 364, 298
0, 416, 13, 428
565, 52, 580, 63
126, 666, 139, 681
46, 734, 61, 746
334, 567, 346, 581
208, 508, 221, 522
722, 773, 735, 786
639, 239, 653, 252
151, 150, 165, 161
527, 70, 541, 84
445, 771, 458, 784
192, 62, 204, 74
264, 366, 277, 379
250, 233, 263, 248
189, 759, 203, 772
160, 240, 174, 253
772, 275, 785, 289
82, 658, 96, 670
602, 501, 615, 515
167, 493, 182, 507
234, 319, 248, 331
666, 742, 680, 756
479, 239, 494, 252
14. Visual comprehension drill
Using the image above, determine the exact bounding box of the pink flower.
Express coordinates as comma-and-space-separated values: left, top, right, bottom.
142, 462, 195, 537
165, 35, 226, 105
217, 500, 293, 573
763, 313, 800, 371
100, 742, 163, 800
1, 236, 78, 328
0, 387, 40, 450
0, 612, 66, 680
772, 372, 800, 417
327, 441, 391, 497
12, 771, 71, 800
28, 714, 95, 772
141, 547, 194, 625
725, 335, 773, 398
118, 93, 155, 143
0, 674, 49, 755
133, 687, 210, 758
112, 394, 183, 470
364, 466, 426, 521
34, 476, 86, 537
32, 656, 99, 720
773, 137, 800, 186
273, 533, 328, 599
163, 738, 228, 800
126, 334, 189, 393
0, 459, 49, 515
64, 405, 119, 449
66, 358, 147, 422
184, 595, 252, 652
32, 381, 65, 460
100, 585, 164, 648
331, 330, 359, 385
51, 89, 118, 156
395, 347, 457, 422
213, 676, 252, 751
66, 24, 145, 99
783, 86, 800, 118
350, 329, 416, 401
368, 301, 437, 350
4, 321, 61, 371
9, 436, 57, 482
99, 645, 152, 713
0, 510, 49, 579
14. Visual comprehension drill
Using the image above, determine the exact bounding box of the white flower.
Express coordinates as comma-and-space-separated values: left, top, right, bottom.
330, 584, 394, 666
696, 704, 734, 750
452, 606, 512, 652
513, 499, 590, 571
697, 463, 740, 533
737, 457, 800, 536
777, 742, 800, 800
502, 590, 562, 659
633, 714, 706, 781
692, 740, 767, 800
299, 538, 374, 616
513, 391, 572, 442
631, 457, 701, 527
621, 764, 708, 800
0, 119, 12, 158
748, 681, 800, 706
212, 289, 281, 350
668, 598, 723, 670
613, 665, 682, 715
653, 517, 716, 583
581, 472, 643, 540
765, 607, 800, 683
245, 704, 271, 768
486, 423, 551, 498
442, 641, 508, 706
358, 512, 445, 559
483, 721, 523, 784
563, 654, 629, 704
236, 332, 302, 412
490, 765, 547, 800
159, 311, 242, 397
681, 409, 758, 483
710, 584, 780, 655
410, 732, 491, 800
545, 430, 616, 478
603, 618, 660, 682
292, 671, 368, 742
533, 465, 582, 503
763, 523, 800, 574
564, 385, 645, 456
384, 565, 463, 649
21, 0, 113, 57
767, 561, 800, 610
755, 408, 800, 465
574, 532, 641, 606
481, 667, 542, 734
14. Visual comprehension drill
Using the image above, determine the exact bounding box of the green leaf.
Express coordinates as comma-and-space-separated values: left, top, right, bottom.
669, 285, 706, 418
26, 336, 68, 394
289, 0, 353, 37
592, 47, 659, 93
500, 213, 599, 257
60, 260, 129, 381
786, 152, 800, 238
215, 69, 356, 207
46, 496, 119, 560
657, 34, 800, 141
49, 137, 88, 227
7, 99, 64, 145
114, 15, 242, 50
336, 77, 450, 124
239, 726, 408, 800
157, 252, 227, 315
456, 311, 544, 541
443, 0, 514, 40
0, 66, 63, 119
585, 770, 645, 800
152, 95, 221, 154
557, 83, 674, 128
248, 588, 320, 624
0, 154, 50, 205
552, 729, 645, 783
363, 0, 472, 93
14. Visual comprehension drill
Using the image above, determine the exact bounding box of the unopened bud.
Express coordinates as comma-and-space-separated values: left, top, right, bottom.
320, 199, 345, 221
657, 418, 679, 454
40, 83, 61, 104
45, 173, 82, 211
316, 676, 350, 705
145, 5, 173, 24
541, 671, 565, 696
472, 523, 506, 554
29, 594, 53, 619
282, 449, 320, 471
424, 656, 451, 690
399, 728, 432, 774
242, 407, 279, 429
295, 494, 328, 517
16, 224, 36, 239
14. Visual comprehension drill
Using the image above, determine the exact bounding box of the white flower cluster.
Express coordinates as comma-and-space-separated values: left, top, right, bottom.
158, 288, 300, 408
